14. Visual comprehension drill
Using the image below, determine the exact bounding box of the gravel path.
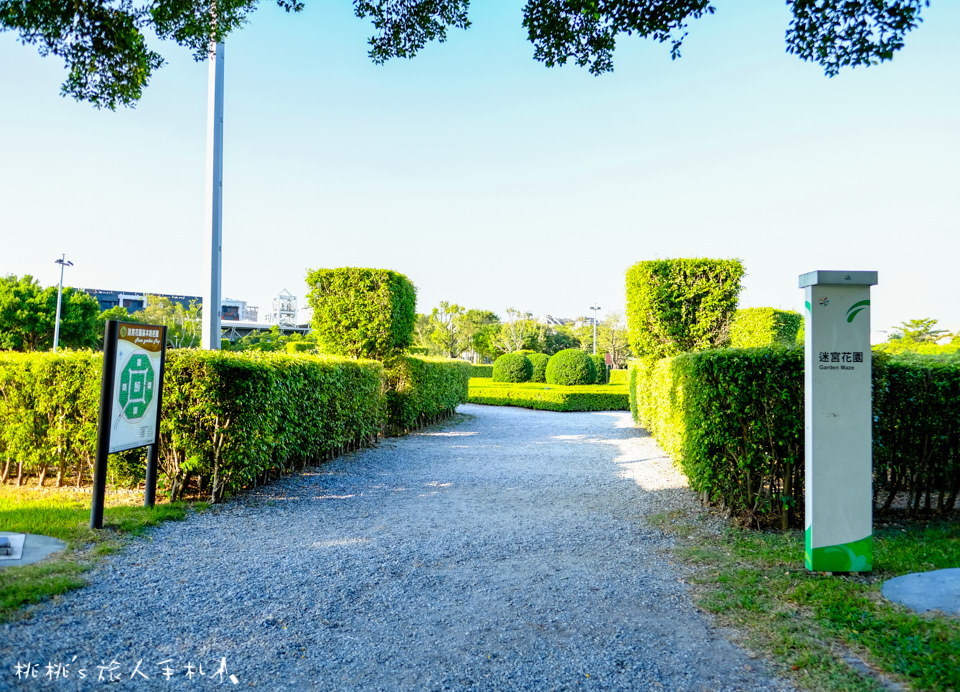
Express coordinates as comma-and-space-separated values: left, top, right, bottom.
2, 404, 793, 691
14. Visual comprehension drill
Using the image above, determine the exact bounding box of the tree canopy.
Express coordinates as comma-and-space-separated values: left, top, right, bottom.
1, 0, 930, 108
0, 275, 100, 351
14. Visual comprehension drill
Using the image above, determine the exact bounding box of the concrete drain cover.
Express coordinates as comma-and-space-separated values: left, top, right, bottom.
0, 532, 66, 568
882, 569, 960, 616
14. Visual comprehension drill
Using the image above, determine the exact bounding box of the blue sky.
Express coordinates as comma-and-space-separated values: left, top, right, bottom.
1, 2, 957, 339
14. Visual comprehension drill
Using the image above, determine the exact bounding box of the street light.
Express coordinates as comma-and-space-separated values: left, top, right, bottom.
53, 254, 74, 352
589, 304, 601, 355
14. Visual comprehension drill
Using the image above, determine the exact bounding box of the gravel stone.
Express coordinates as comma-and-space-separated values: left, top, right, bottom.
1, 404, 794, 691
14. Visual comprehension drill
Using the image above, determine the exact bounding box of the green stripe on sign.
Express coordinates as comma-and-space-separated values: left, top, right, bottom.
805, 301, 811, 312
805, 528, 872, 572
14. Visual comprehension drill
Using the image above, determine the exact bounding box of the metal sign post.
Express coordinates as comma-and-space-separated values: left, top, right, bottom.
91, 321, 167, 529
799, 270, 877, 572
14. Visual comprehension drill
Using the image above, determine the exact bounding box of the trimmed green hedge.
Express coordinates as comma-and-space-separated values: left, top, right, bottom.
546, 348, 596, 385
470, 364, 494, 378
469, 379, 629, 412
729, 307, 802, 348
0, 350, 470, 502
629, 349, 960, 526
873, 353, 960, 514
492, 353, 533, 383
609, 369, 629, 385
384, 355, 472, 435
528, 353, 549, 383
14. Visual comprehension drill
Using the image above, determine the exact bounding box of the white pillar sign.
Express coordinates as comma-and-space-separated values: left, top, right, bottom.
800, 270, 877, 572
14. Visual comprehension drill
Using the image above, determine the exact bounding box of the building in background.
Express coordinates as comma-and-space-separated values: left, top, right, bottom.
82, 288, 258, 322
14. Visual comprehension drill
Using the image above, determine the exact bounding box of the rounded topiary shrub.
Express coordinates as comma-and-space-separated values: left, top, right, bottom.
492, 353, 533, 383
546, 348, 597, 386
528, 353, 550, 383
590, 354, 607, 384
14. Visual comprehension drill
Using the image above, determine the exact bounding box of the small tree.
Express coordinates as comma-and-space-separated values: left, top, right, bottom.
492, 308, 542, 354
599, 313, 632, 368
139, 296, 202, 349
890, 318, 946, 344
430, 301, 469, 358
0, 275, 99, 351
306, 267, 417, 360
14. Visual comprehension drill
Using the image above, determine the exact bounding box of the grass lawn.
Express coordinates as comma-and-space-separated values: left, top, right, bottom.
467, 378, 630, 411
652, 510, 960, 690
0, 484, 202, 622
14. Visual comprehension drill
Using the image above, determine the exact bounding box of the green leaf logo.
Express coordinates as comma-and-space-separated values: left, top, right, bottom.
846, 300, 870, 323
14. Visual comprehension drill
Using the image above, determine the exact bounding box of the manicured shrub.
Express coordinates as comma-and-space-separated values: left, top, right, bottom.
468, 379, 629, 412
546, 349, 597, 385
626, 258, 744, 359
384, 356, 472, 435
528, 353, 549, 383
305, 267, 417, 360
492, 353, 533, 383
590, 354, 607, 384
729, 308, 802, 348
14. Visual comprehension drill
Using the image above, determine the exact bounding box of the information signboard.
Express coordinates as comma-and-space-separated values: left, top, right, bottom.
799, 270, 877, 572
109, 323, 164, 453
91, 320, 167, 528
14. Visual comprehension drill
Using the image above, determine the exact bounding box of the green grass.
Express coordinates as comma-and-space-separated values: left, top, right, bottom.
0, 485, 204, 622
651, 511, 960, 690
468, 378, 630, 411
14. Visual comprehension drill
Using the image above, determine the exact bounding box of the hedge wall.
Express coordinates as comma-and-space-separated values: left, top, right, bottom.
608, 369, 629, 385
873, 353, 960, 514
729, 307, 802, 348
0, 350, 470, 502
469, 380, 629, 412
384, 355, 472, 435
470, 364, 494, 378
629, 349, 960, 526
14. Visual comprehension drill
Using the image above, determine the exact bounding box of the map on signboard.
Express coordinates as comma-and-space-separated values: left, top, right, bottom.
117, 352, 155, 421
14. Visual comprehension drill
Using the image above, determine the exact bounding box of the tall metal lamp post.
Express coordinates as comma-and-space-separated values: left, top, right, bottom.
53, 254, 74, 352
590, 304, 601, 355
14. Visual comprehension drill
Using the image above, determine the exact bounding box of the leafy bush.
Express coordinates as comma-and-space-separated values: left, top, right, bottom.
305, 267, 417, 360
590, 354, 608, 384
729, 307, 802, 348
626, 258, 744, 359
469, 379, 628, 412
492, 353, 533, 383
528, 353, 549, 383
546, 348, 596, 385
383, 356, 472, 435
